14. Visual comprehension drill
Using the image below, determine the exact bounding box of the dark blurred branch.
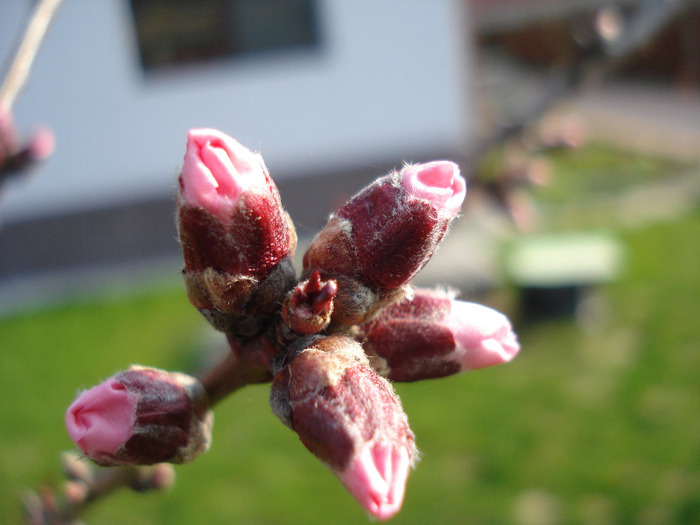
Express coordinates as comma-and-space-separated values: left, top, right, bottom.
604, 0, 687, 59
468, 0, 692, 164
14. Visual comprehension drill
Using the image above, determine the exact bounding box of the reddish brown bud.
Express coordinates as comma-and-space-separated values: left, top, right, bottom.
281, 270, 338, 335
270, 336, 416, 520
359, 288, 520, 381
303, 162, 465, 325
66, 366, 213, 467
176, 129, 297, 333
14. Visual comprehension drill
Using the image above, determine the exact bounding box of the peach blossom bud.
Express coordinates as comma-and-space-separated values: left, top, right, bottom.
0, 109, 54, 178
130, 463, 177, 492
176, 129, 297, 333
66, 366, 212, 467
359, 288, 520, 381
61, 451, 94, 485
63, 480, 88, 505
270, 336, 416, 520
303, 162, 465, 325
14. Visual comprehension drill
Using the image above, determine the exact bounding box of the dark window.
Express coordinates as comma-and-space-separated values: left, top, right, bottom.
128, 0, 320, 71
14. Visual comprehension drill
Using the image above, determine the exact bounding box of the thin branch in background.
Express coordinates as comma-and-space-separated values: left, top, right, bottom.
469, 0, 693, 231
0, 0, 62, 197
0, 0, 65, 113
469, 0, 693, 164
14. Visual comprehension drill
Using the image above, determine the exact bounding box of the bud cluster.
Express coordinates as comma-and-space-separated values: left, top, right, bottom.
65, 129, 520, 521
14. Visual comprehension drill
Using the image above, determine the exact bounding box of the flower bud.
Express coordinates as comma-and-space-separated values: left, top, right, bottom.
176, 128, 297, 334
129, 463, 177, 493
66, 366, 213, 467
302, 161, 466, 325
0, 109, 54, 179
270, 336, 416, 520
281, 270, 337, 335
359, 288, 520, 381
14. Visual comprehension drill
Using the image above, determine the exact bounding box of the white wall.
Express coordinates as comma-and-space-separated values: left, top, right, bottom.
1, 0, 472, 222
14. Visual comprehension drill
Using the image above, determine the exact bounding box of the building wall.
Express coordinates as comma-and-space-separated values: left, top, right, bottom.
1, 0, 473, 223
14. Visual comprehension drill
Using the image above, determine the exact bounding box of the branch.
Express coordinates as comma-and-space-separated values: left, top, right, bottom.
469, 0, 692, 163
0, 0, 65, 113
23, 453, 175, 525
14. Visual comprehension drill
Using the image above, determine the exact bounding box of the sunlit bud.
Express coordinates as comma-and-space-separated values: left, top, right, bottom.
270, 336, 417, 520
303, 161, 465, 325
176, 128, 297, 333
65, 366, 213, 467
359, 288, 520, 381
129, 463, 177, 493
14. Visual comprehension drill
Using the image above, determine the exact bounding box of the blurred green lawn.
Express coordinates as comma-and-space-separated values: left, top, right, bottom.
1, 147, 699, 524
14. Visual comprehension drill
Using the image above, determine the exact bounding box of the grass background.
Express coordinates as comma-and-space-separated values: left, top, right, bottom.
1, 146, 699, 524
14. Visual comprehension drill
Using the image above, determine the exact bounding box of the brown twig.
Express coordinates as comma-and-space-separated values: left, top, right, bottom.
23, 454, 175, 525
199, 333, 276, 406
0, 0, 65, 113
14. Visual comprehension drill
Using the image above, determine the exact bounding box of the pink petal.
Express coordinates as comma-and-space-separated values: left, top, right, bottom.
65, 378, 136, 457
448, 301, 520, 370
337, 442, 411, 521
401, 161, 466, 216
27, 127, 55, 160
180, 128, 266, 221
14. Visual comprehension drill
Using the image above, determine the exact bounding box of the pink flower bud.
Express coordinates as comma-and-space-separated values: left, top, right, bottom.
360, 289, 520, 382
302, 162, 466, 325
400, 161, 466, 216
176, 129, 297, 331
180, 128, 267, 221
66, 366, 212, 467
65, 378, 134, 459
0, 109, 54, 177
270, 336, 416, 520
337, 441, 411, 521
27, 126, 55, 161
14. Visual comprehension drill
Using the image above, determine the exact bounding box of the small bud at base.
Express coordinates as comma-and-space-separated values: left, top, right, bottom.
281, 270, 337, 335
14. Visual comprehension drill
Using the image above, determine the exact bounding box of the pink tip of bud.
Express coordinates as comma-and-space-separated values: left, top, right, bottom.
449, 301, 520, 369
401, 161, 466, 216
28, 127, 55, 160
65, 378, 136, 458
180, 128, 267, 221
338, 442, 411, 521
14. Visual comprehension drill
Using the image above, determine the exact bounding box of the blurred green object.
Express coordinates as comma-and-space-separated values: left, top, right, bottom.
505, 232, 623, 288
504, 231, 624, 320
